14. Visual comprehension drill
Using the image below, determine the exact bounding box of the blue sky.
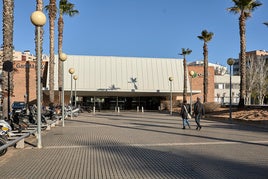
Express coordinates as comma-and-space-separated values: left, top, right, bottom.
1, 0, 267, 66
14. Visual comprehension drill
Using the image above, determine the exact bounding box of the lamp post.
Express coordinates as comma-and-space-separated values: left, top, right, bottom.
30, 11, 46, 148
189, 70, 196, 114
227, 58, 234, 121
69, 68, 75, 119
169, 77, 174, 115
73, 75, 78, 108
60, 53, 67, 127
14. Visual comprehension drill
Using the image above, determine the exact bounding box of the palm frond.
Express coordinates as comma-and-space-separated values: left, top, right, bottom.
180, 48, 192, 56
227, 0, 262, 18
198, 30, 214, 43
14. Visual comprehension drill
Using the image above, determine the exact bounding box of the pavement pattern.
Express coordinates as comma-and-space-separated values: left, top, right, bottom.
0, 111, 268, 179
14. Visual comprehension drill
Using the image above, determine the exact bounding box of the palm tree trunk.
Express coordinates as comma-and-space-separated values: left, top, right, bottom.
203, 43, 208, 103
58, 15, 64, 92
49, 0, 56, 104
238, 15, 246, 107
35, 0, 44, 103
183, 57, 187, 102
2, 0, 14, 119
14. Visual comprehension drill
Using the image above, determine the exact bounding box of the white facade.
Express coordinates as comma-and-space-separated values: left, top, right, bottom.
188, 60, 227, 75
214, 74, 240, 104
51, 55, 191, 97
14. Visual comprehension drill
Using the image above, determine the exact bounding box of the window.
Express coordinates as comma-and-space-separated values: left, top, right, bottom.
215, 83, 224, 89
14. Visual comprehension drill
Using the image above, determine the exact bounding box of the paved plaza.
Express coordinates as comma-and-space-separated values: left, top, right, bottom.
0, 111, 268, 179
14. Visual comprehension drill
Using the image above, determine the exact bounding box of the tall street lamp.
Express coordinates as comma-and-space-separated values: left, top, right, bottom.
73, 75, 78, 108
189, 70, 197, 114
227, 58, 234, 121
60, 53, 67, 127
69, 68, 75, 119
30, 11, 46, 148
169, 77, 174, 115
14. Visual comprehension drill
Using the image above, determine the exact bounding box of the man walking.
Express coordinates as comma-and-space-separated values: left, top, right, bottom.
193, 97, 205, 130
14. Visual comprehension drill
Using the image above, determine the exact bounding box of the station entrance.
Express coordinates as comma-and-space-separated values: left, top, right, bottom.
81, 96, 164, 111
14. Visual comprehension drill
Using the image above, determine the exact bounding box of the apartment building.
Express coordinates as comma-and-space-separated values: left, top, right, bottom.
0, 50, 49, 105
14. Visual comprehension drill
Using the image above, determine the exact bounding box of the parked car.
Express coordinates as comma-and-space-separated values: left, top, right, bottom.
12, 101, 26, 114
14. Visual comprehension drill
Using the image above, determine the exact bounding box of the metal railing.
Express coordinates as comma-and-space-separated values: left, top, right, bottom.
0, 128, 37, 151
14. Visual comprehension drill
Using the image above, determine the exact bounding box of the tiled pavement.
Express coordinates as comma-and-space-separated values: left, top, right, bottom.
0, 111, 268, 179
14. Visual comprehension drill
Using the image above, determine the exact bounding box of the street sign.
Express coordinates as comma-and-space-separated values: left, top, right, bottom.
3, 61, 13, 72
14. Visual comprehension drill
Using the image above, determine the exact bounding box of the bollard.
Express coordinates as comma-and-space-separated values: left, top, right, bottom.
46, 125, 51, 130
15, 139, 25, 149
118, 107, 120, 113
93, 106, 96, 114
137, 106, 139, 112
142, 106, 144, 113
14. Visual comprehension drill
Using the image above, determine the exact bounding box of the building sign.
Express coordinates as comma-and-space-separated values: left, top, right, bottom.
14, 62, 45, 69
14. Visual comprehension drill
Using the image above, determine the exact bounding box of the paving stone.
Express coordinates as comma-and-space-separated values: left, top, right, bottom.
0, 112, 267, 179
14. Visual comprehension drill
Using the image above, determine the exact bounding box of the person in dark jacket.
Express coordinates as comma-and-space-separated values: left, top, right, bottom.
193, 97, 205, 130
180, 100, 191, 129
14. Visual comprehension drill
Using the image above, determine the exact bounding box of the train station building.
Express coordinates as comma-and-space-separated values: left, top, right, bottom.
3, 50, 219, 111
50, 55, 206, 110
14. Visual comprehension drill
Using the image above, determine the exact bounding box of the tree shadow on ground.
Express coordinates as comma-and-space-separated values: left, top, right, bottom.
69, 118, 268, 148
72, 138, 268, 179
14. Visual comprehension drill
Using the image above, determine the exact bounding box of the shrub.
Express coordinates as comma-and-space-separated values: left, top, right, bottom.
204, 102, 221, 113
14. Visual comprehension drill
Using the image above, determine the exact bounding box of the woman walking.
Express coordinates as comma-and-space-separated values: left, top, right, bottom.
180, 100, 191, 129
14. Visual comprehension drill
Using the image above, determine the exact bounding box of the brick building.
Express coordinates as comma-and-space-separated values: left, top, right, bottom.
187, 66, 215, 103
1, 50, 49, 105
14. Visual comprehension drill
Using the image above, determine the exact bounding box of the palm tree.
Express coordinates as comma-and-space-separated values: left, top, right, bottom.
179, 48, 192, 102
197, 30, 214, 103
2, 0, 14, 119
58, 0, 79, 93
45, 0, 57, 104
227, 0, 262, 107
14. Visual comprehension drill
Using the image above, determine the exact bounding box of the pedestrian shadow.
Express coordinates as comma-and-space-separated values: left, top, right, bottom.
200, 119, 268, 133
83, 112, 268, 133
